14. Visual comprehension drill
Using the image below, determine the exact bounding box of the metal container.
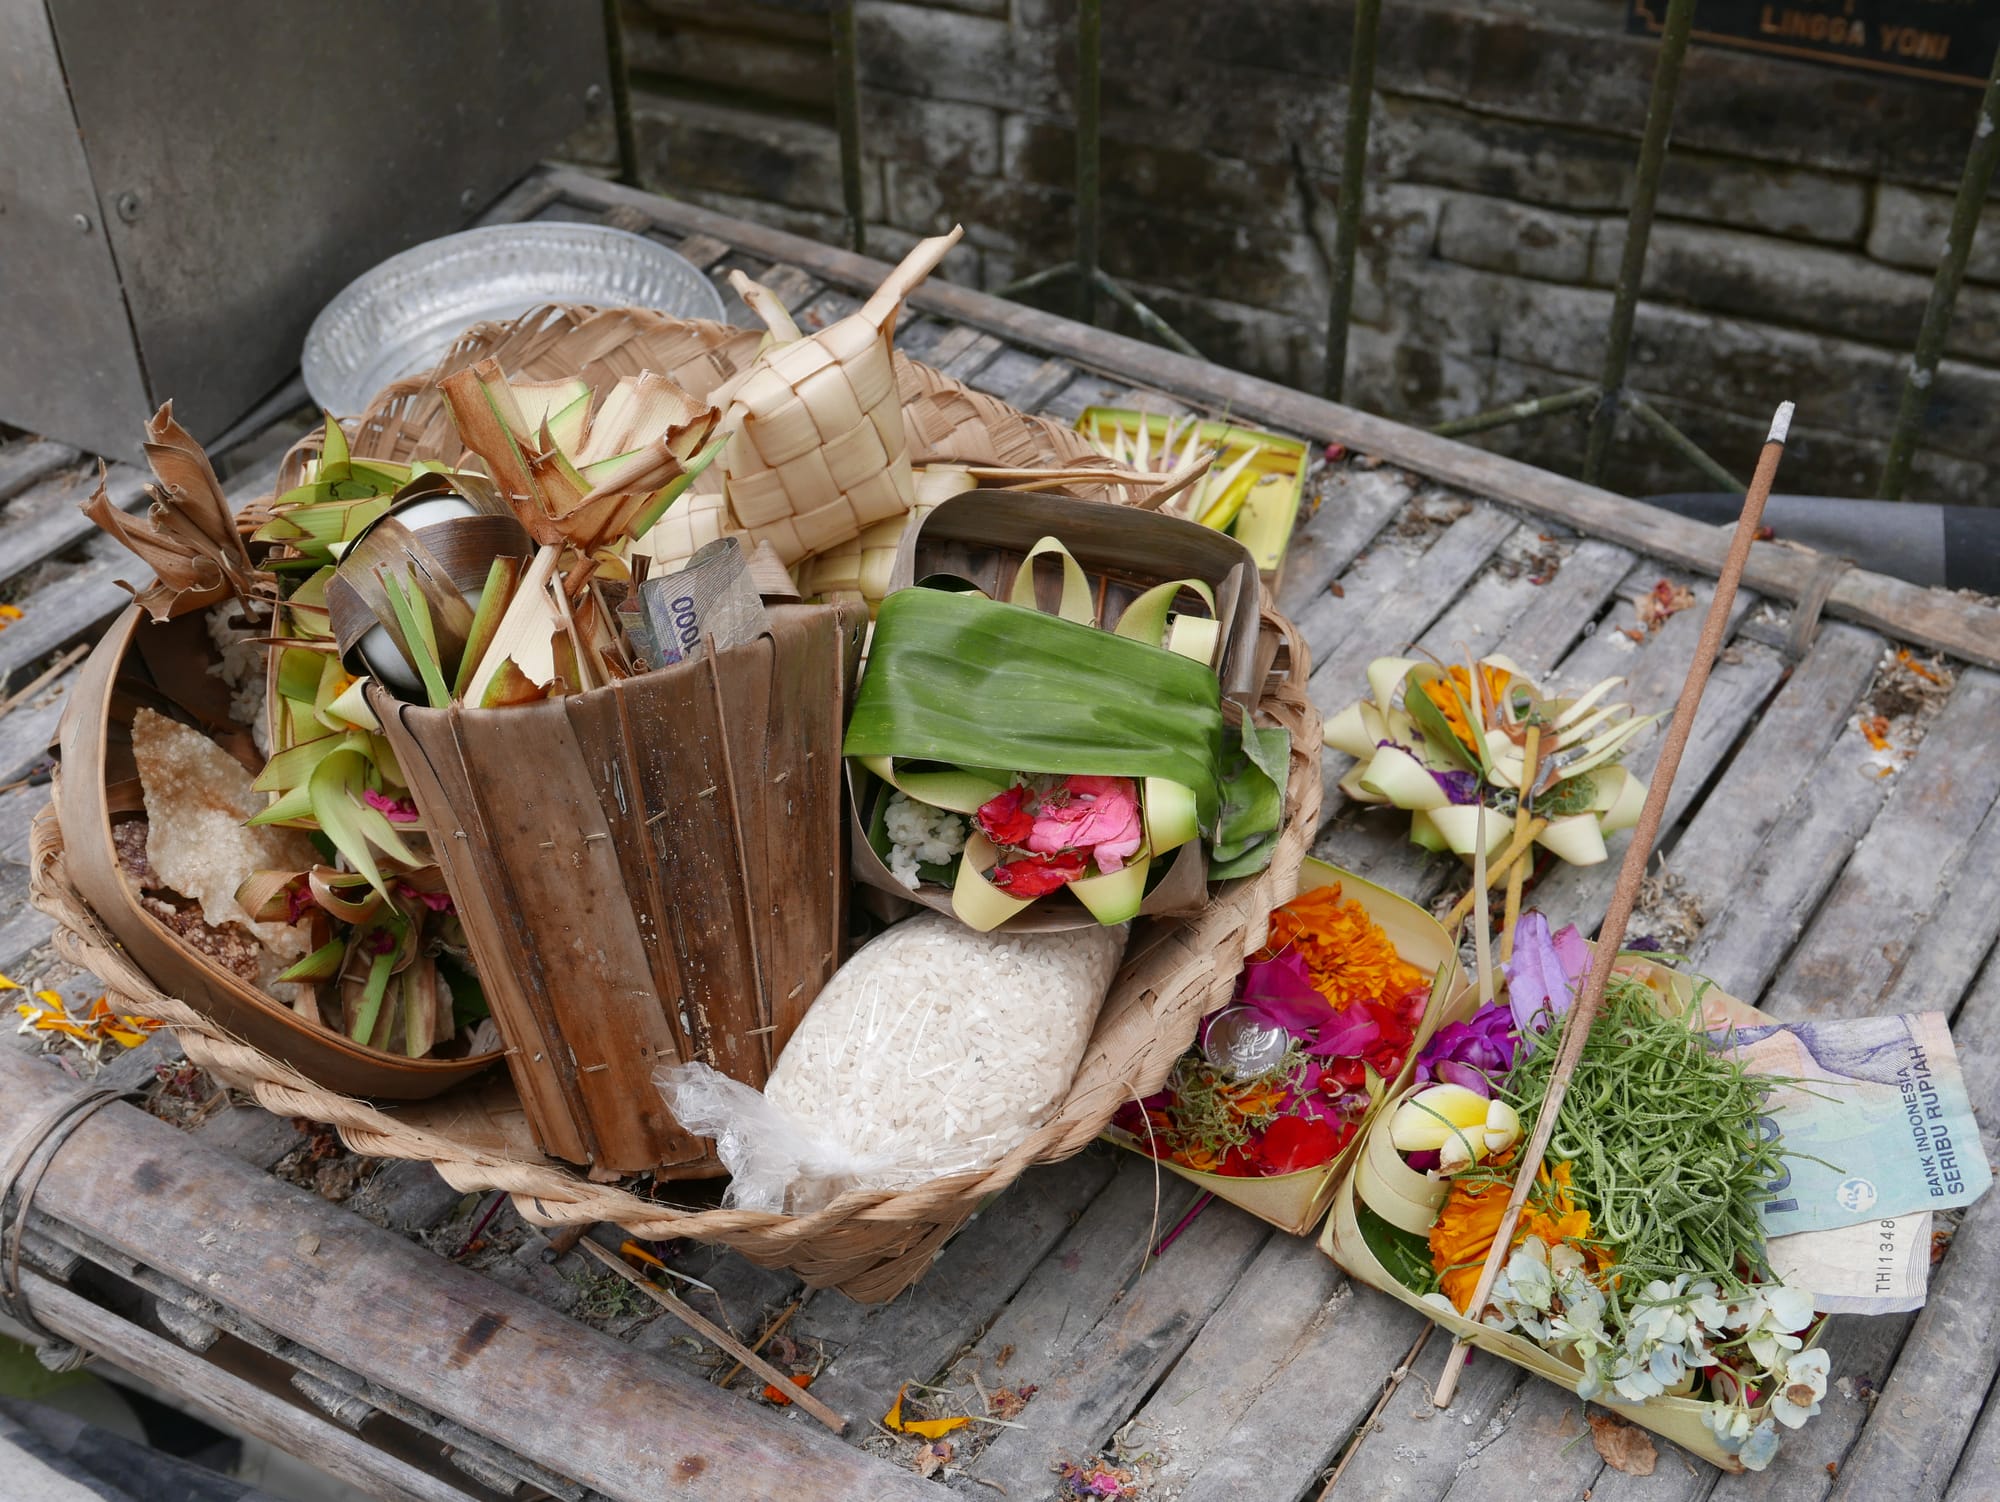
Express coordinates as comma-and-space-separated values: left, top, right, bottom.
301, 224, 728, 416
0, 0, 608, 463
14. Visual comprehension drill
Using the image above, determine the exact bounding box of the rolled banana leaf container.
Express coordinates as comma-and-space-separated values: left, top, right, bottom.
847, 489, 1266, 932
1104, 858, 1469, 1234
369, 598, 867, 1177
1319, 954, 1806, 1470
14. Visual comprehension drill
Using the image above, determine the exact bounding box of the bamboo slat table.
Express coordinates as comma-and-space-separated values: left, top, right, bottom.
3, 164, 1998, 1502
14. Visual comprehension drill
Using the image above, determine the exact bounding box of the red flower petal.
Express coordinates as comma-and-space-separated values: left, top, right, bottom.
991, 849, 1086, 898
975, 786, 1037, 847
1256, 1115, 1342, 1175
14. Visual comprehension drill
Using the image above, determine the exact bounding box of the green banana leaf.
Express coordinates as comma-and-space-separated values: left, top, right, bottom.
844, 588, 1227, 827
1207, 723, 1290, 879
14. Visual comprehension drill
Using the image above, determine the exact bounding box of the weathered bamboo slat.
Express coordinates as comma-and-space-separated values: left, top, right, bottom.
1273, 467, 1416, 621
1130, 1235, 1425, 1502
1662, 623, 1882, 918
943, 1154, 1203, 1400
1302, 505, 1521, 710
0, 466, 148, 594
1760, 670, 2000, 1020
0, 1047, 938, 1502
1689, 717, 1900, 1001
13, 1270, 484, 1502
792, 1150, 1118, 1425
0, 439, 81, 502
966, 1201, 1270, 1496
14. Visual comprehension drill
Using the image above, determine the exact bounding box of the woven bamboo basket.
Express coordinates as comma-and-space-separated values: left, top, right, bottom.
36, 303, 1321, 1300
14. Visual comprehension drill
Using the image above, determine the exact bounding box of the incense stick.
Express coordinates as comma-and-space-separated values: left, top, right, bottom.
580, 1239, 850, 1434
1431, 401, 1794, 1409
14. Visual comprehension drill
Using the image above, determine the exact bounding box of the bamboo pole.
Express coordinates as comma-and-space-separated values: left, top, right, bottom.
830, 0, 867, 254
1431, 400, 1795, 1409
1324, 0, 1383, 400
1581, 0, 1697, 485
1877, 39, 2000, 500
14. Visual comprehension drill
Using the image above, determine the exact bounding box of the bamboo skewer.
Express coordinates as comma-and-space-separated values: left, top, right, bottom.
1500, 725, 1542, 962
1431, 401, 1794, 1410
580, 1239, 850, 1434
1445, 818, 1549, 927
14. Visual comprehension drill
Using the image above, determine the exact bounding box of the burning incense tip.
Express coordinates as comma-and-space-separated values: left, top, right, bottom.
1767, 401, 1795, 445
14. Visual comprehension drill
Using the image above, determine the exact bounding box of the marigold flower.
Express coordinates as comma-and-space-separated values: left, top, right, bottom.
1430, 1154, 1604, 1314
1258, 884, 1426, 1013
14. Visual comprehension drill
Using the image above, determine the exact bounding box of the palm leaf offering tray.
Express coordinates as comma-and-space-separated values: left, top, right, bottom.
1077, 408, 1308, 577
1105, 858, 1466, 1233
1324, 930, 1991, 1469
47, 227, 1321, 1298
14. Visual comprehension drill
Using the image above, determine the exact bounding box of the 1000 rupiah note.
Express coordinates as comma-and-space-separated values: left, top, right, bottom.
1725, 1012, 1991, 1238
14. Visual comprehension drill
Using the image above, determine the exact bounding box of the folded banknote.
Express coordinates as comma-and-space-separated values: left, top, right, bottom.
1764, 1210, 1932, 1315
1728, 1012, 1991, 1239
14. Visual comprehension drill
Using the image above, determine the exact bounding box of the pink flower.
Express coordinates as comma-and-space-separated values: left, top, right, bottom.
363, 789, 419, 824
1026, 776, 1144, 871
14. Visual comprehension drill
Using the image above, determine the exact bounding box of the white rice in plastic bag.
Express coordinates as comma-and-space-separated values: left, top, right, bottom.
659, 913, 1124, 1213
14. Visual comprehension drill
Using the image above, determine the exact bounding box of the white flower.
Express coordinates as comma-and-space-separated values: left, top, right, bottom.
1735, 1284, 1815, 1368
1761, 1283, 1817, 1334
882, 792, 968, 890
1770, 1347, 1831, 1429
1739, 1418, 1783, 1470
1506, 1242, 1556, 1311
1702, 1400, 1754, 1451
1607, 1351, 1666, 1403
1630, 1278, 1694, 1348
1686, 1278, 1731, 1330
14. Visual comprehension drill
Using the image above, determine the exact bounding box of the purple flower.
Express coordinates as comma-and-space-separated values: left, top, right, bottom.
1503, 911, 1589, 1051
1625, 935, 1664, 952
1432, 769, 1482, 806
1413, 1001, 1519, 1097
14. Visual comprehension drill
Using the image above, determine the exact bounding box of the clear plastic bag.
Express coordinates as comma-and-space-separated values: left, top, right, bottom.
659, 913, 1125, 1213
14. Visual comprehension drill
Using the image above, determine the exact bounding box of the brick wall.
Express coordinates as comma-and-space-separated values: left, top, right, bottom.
580, 0, 2000, 504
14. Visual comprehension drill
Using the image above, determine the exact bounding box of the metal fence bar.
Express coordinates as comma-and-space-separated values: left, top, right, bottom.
1076, 0, 1103, 325
1626, 394, 1745, 492
600, 0, 641, 189
1324, 0, 1382, 401
1876, 40, 2000, 501
830, 0, 867, 254
1581, 0, 1696, 486
1093, 270, 1202, 359
1431, 384, 1598, 439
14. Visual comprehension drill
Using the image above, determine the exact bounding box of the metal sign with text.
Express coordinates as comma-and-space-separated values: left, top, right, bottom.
1628, 1, 1999, 88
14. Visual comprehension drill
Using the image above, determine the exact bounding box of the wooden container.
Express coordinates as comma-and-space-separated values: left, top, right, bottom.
55, 606, 503, 1100
1320, 955, 1805, 1472
1103, 858, 1468, 1235
371, 600, 868, 1177
848, 490, 1265, 931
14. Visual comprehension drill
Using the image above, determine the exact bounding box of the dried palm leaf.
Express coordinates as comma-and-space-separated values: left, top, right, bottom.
85, 404, 270, 619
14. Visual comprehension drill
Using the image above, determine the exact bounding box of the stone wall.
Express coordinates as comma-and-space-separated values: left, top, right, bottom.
582, 0, 2000, 503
